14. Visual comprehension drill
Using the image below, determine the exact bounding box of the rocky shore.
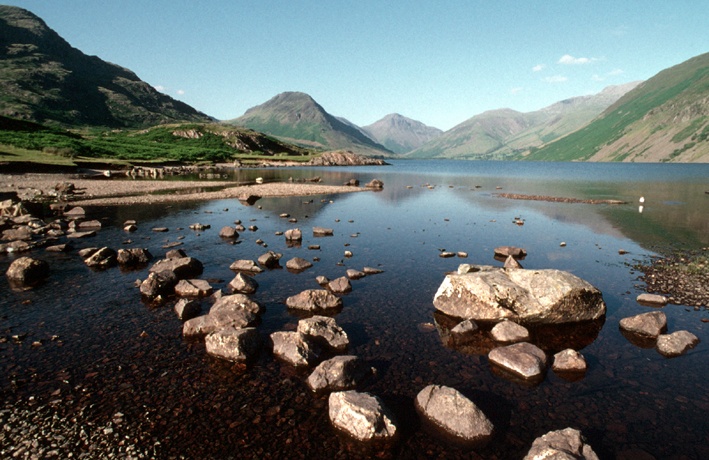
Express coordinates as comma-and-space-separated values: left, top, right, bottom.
636, 249, 709, 308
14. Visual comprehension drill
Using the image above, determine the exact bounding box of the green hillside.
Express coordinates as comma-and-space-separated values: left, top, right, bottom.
525, 52, 709, 162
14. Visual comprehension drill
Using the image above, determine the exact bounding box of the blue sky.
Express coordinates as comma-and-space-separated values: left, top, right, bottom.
5, 1, 707, 130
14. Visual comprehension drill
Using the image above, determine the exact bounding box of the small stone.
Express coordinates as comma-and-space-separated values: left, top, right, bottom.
328, 391, 397, 441
552, 349, 587, 373
619, 311, 667, 338
490, 320, 529, 343
656, 331, 700, 357
636, 293, 668, 307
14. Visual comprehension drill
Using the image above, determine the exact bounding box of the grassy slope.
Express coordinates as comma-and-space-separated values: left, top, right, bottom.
525, 53, 709, 162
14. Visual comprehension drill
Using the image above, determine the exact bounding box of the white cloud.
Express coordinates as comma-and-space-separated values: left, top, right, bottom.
176, 89, 185, 95
558, 54, 597, 65
543, 75, 568, 83
532, 64, 545, 72
154, 85, 166, 92
510, 87, 523, 95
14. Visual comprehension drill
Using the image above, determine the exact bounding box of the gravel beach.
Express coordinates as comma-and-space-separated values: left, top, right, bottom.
0, 173, 366, 206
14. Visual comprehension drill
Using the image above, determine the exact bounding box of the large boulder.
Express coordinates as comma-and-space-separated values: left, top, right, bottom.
488, 342, 548, 381
5, 256, 49, 288
433, 265, 606, 324
306, 355, 372, 392
205, 327, 260, 362
286, 289, 343, 312
415, 384, 494, 447
523, 427, 599, 460
297, 315, 349, 351
328, 391, 397, 442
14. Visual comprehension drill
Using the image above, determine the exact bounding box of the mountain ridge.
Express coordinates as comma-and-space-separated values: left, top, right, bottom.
362, 113, 443, 154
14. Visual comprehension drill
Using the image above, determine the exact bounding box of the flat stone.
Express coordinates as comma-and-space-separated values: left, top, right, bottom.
286, 257, 313, 271
415, 384, 494, 447
363, 267, 384, 275
150, 257, 203, 279
490, 320, 530, 343
286, 289, 343, 311
488, 342, 547, 380
313, 227, 334, 236
656, 331, 699, 357
494, 246, 527, 259
229, 259, 263, 273
183, 309, 257, 339
174, 279, 213, 298
328, 391, 397, 441
328, 276, 352, 294
619, 311, 667, 338
211, 293, 264, 316
346, 269, 366, 280
636, 293, 668, 307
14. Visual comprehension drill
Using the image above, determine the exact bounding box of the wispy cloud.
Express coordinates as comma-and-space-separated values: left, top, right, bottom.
154, 85, 166, 92
176, 89, 185, 95
510, 87, 523, 95
543, 75, 568, 83
558, 54, 597, 65
532, 64, 545, 72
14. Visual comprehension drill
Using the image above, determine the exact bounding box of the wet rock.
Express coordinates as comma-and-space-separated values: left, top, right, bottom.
227, 272, 259, 294
150, 256, 203, 279
116, 248, 152, 267
490, 320, 530, 343
84, 247, 117, 269
229, 259, 263, 273
307, 356, 372, 392
66, 230, 96, 239
636, 293, 668, 307
286, 289, 343, 312
212, 293, 264, 316
450, 319, 479, 345
284, 228, 302, 241
316, 275, 329, 286
205, 327, 260, 362
5, 256, 49, 287
328, 391, 397, 442
76, 219, 102, 229
313, 227, 334, 236
439, 252, 455, 258
286, 257, 313, 271
174, 279, 213, 298
552, 349, 587, 373
328, 276, 352, 294
433, 265, 606, 324
166, 249, 187, 259
238, 194, 260, 205
363, 267, 384, 275
656, 331, 700, 357
2, 226, 32, 241
298, 315, 349, 351
183, 309, 257, 339
140, 270, 178, 299
152, 227, 169, 232
218, 226, 239, 239
189, 223, 210, 231
365, 179, 384, 189
619, 311, 667, 338
343, 178, 360, 186
346, 269, 366, 280
523, 427, 599, 460
270, 331, 320, 367
124, 224, 138, 232
494, 246, 527, 259
415, 384, 494, 447
257, 251, 282, 268
488, 342, 547, 380
63, 206, 86, 218
174, 298, 201, 321
45, 243, 73, 253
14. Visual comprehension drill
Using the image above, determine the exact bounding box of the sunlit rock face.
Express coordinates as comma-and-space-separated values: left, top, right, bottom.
433, 265, 606, 324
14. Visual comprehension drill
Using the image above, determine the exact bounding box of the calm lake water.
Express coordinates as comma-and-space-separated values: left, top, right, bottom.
1, 160, 708, 459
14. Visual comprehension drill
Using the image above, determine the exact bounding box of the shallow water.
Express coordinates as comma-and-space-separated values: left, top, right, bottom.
1, 160, 708, 458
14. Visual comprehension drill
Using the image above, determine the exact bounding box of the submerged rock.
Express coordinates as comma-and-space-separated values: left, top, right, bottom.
415, 384, 494, 447
328, 391, 397, 442
433, 265, 606, 324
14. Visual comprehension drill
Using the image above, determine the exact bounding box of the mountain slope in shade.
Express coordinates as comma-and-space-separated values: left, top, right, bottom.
408, 82, 639, 159
525, 52, 709, 162
0, 5, 212, 128
226, 92, 391, 155
362, 113, 443, 154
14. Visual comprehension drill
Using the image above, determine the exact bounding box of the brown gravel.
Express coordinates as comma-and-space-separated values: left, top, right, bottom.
0, 173, 365, 206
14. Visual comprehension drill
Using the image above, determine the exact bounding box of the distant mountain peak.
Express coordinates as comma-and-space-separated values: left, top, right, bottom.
362, 114, 442, 154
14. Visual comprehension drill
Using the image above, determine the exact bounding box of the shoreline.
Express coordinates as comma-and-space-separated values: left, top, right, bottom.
0, 173, 366, 206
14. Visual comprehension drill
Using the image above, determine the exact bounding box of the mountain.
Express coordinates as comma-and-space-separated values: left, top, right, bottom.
0, 5, 212, 128
226, 92, 391, 155
408, 82, 639, 160
362, 113, 443, 154
524, 52, 709, 162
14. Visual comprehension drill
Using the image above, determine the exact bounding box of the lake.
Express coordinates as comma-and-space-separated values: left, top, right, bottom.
1, 160, 708, 458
